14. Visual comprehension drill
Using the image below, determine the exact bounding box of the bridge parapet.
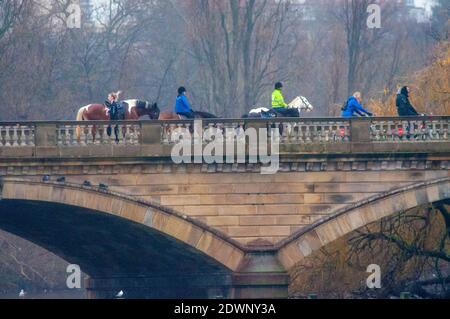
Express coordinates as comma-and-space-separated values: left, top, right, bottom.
0, 117, 449, 159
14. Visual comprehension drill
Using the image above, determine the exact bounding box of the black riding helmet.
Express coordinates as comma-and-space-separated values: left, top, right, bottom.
178, 87, 187, 95
275, 82, 283, 90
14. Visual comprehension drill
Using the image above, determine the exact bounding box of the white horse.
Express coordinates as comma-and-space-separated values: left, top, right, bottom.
248, 95, 314, 118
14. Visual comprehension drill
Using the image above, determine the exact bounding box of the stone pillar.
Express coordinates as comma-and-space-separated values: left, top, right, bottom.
350, 118, 371, 143
84, 252, 290, 300
34, 123, 58, 158
229, 252, 289, 299
244, 120, 272, 163
140, 122, 172, 157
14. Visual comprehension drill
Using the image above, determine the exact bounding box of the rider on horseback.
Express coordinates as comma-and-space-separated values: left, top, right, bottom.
105, 91, 124, 120
341, 92, 373, 118
175, 87, 195, 119
271, 82, 291, 117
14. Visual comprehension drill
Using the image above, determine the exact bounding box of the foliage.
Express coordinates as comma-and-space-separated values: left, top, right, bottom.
368, 42, 450, 116
290, 204, 450, 299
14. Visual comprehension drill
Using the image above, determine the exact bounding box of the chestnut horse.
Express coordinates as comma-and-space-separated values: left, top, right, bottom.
76, 99, 159, 140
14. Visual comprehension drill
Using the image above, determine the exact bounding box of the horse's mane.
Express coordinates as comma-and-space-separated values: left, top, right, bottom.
135, 100, 148, 109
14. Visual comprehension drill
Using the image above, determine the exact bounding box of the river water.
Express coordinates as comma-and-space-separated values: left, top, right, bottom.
0, 290, 86, 299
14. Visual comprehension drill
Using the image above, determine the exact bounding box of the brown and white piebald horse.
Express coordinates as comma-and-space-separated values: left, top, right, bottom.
76, 99, 159, 121
76, 99, 159, 140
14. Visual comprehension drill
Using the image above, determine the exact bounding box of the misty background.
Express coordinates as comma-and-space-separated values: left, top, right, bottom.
0, 0, 448, 121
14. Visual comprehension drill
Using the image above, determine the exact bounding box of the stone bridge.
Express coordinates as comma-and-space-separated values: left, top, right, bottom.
0, 117, 449, 298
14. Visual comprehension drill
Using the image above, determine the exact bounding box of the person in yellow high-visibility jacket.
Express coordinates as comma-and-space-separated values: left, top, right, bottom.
272, 82, 291, 117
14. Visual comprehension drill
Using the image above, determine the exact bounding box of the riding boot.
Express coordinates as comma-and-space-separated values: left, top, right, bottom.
114, 125, 120, 143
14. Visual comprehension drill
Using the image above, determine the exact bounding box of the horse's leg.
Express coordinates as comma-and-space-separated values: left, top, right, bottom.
122, 125, 127, 142
114, 125, 120, 143
92, 125, 97, 143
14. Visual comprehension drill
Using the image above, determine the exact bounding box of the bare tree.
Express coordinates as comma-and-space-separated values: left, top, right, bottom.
0, 0, 27, 40
183, 0, 292, 117
349, 204, 450, 299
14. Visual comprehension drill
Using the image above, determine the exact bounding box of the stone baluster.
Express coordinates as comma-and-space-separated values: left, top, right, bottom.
304, 124, 311, 143
321, 124, 328, 142
91, 125, 100, 145
16, 126, 22, 146
23, 126, 31, 146
166, 124, 175, 144
321, 124, 329, 142
12, 125, 19, 146
325, 124, 333, 142
74, 125, 80, 146
443, 121, 449, 140
63, 125, 71, 145
309, 124, 315, 143
130, 124, 138, 144
436, 121, 443, 140
86, 125, 94, 144
343, 124, 349, 142
57, 126, 64, 145
280, 122, 288, 143
0, 126, 4, 146
223, 122, 234, 145
331, 123, 338, 141
314, 124, 320, 142
419, 120, 426, 140
410, 121, 417, 140
237, 122, 246, 144
370, 123, 378, 141
123, 125, 130, 144
298, 124, 306, 143
78, 125, 86, 146
385, 121, 392, 141
4, 126, 12, 146
431, 121, 438, 140
161, 124, 168, 144
131, 124, 139, 145
99, 125, 106, 144
17, 126, 25, 146
205, 122, 215, 143
289, 122, 298, 143
334, 124, 340, 142
118, 125, 125, 145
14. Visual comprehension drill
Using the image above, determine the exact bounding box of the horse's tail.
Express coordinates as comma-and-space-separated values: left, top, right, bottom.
195, 111, 218, 119
76, 107, 85, 139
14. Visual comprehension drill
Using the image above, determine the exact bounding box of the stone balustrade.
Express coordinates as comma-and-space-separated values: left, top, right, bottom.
0, 124, 35, 147
161, 118, 351, 145
0, 117, 449, 159
370, 117, 449, 142
57, 123, 141, 146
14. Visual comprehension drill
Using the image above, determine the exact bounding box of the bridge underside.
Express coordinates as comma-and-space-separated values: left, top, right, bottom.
1, 176, 449, 298
0, 200, 232, 298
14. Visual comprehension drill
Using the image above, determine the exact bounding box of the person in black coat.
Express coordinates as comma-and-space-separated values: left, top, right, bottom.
396, 86, 419, 116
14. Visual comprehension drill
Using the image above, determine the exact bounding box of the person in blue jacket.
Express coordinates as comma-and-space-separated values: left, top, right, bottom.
174, 87, 195, 119
341, 92, 373, 118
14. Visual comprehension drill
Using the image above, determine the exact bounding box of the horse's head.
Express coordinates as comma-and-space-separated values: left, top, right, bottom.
130, 100, 159, 120
288, 96, 314, 114
144, 101, 160, 120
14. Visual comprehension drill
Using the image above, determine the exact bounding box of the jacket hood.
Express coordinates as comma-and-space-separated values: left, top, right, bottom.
400, 86, 409, 97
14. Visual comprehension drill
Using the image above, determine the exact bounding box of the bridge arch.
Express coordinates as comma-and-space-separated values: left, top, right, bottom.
0, 179, 245, 277
277, 177, 450, 271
